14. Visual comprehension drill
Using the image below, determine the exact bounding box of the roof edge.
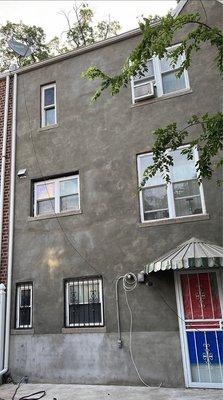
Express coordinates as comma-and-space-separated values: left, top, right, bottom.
0, 0, 190, 78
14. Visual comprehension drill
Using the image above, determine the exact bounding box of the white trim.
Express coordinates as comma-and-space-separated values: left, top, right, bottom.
34, 174, 80, 217
41, 83, 57, 128
137, 146, 206, 223
65, 278, 104, 328
175, 269, 223, 389
16, 284, 33, 329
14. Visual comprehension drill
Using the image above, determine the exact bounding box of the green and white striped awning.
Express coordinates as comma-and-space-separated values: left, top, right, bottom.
145, 237, 223, 274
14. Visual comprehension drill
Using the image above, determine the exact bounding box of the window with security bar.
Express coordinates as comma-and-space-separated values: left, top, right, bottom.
41, 83, 57, 127
33, 174, 80, 216
16, 283, 33, 329
137, 146, 206, 222
131, 44, 190, 103
65, 277, 104, 327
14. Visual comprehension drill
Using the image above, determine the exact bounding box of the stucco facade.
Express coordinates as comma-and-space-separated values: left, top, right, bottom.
9, 0, 222, 387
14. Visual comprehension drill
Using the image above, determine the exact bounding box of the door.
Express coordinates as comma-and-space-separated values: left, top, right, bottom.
175, 270, 223, 388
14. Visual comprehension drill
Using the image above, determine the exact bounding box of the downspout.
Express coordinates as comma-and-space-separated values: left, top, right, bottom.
0, 73, 17, 376
0, 75, 10, 259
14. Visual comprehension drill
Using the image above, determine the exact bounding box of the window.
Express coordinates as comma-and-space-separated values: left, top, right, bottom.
132, 45, 189, 103
41, 83, 56, 127
65, 277, 104, 327
16, 283, 32, 329
137, 147, 206, 222
34, 174, 80, 216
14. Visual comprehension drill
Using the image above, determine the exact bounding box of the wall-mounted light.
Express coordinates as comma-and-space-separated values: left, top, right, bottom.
17, 168, 27, 179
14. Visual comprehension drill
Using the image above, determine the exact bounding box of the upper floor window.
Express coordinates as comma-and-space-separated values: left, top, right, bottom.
41, 83, 57, 127
34, 174, 80, 217
16, 283, 33, 329
131, 45, 189, 103
65, 277, 104, 327
137, 147, 206, 223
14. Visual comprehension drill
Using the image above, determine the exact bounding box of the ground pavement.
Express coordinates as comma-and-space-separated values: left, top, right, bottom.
0, 384, 221, 400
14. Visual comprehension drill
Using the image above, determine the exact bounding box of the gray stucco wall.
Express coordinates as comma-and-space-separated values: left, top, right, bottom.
9, 0, 222, 386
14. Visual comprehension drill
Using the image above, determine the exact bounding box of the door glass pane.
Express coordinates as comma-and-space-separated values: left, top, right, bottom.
162, 70, 186, 94
60, 194, 79, 211
60, 179, 78, 196
44, 87, 54, 106
142, 186, 169, 220
37, 199, 55, 215
36, 182, 55, 200
171, 149, 197, 182
45, 108, 55, 126
139, 154, 164, 187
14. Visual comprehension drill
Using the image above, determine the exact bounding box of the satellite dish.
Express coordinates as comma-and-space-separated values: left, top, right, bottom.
8, 38, 33, 57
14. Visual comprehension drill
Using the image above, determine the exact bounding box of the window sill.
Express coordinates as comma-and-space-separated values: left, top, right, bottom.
27, 209, 82, 222
62, 326, 106, 334
139, 213, 210, 228
132, 89, 193, 108
38, 123, 59, 132
11, 329, 34, 335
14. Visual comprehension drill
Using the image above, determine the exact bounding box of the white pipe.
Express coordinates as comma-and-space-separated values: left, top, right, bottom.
0, 73, 17, 376
0, 75, 10, 259
0, 284, 6, 371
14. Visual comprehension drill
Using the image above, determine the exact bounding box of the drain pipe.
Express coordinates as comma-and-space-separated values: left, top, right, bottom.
0, 73, 17, 376
0, 74, 10, 260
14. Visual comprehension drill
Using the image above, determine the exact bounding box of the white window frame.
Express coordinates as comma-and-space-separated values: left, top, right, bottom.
41, 83, 57, 127
34, 174, 80, 217
65, 278, 104, 327
131, 44, 190, 104
137, 146, 206, 223
16, 283, 33, 329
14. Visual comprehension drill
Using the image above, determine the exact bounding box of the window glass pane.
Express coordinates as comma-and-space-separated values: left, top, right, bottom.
173, 180, 200, 198
171, 149, 197, 182
69, 304, 101, 325
142, 186, 169, 220
139, 154, 164, 187
36, 182, 55, 200
60, 194, 79, 212
160, 53, 182, 72
20, 289, 31, 307
174, 196, 202, 217
44, 87, 54, 106
45, 108, 55, 126
60, 179, 78, 196
37, 199, 55, 215
134, 59, 154, 81
20, 307, 31, 326
162, 71, 186, 94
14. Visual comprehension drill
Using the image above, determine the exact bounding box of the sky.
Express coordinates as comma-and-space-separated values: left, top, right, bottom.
0, 1, 177, 41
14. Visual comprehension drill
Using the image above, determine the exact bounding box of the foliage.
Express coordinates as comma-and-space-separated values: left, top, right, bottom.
82, 9, 223, 183
0, 21, 54, 71
63, 2, 121, 48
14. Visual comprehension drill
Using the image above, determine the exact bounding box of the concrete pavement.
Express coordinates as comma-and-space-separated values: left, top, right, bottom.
0, 384, 221, 400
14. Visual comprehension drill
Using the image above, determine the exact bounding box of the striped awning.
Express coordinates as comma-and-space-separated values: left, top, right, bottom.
145, 237, 223, 273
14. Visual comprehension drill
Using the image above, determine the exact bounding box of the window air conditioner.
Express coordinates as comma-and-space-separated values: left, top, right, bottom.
134, 81, 155, 102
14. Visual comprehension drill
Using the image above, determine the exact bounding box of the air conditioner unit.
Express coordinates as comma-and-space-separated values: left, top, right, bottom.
134, 81, 155, 102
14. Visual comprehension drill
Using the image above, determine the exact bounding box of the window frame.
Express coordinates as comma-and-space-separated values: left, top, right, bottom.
137, 146, 206, 223
16, 283, 33, 329
41, 83, 57, 127
65, 277, 104, 328
34, 174, 80, 217
131, 44, 190, 104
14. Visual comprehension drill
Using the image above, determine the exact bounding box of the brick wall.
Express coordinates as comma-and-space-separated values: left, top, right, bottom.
0, 77, 13, 285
